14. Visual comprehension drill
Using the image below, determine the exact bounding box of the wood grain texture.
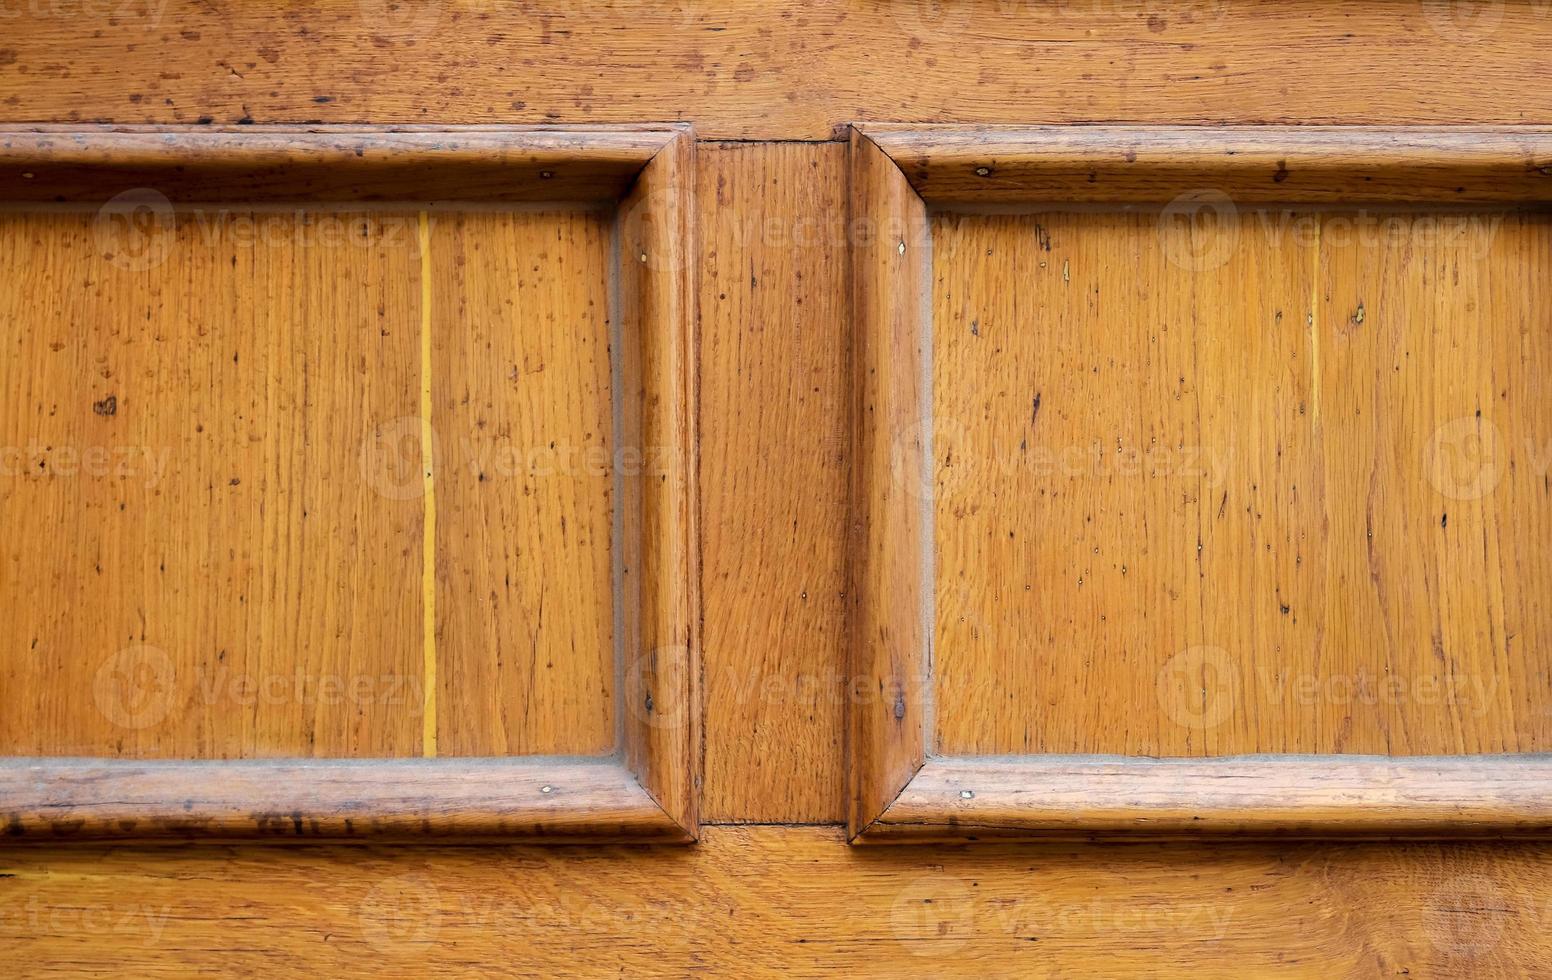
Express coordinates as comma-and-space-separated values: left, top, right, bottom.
4, 826, 1552, 976
0, 757, 686, 842
431, 209, 617, 758
0, 209, 423, 759
5, 1, 1552, 139
863, 126, 1552, 205
862, 756, 1552, 843
617, 132, 701, 836
699, 142, 850, 822
847, 130, 930, 838
929, 210, 1552, 759
0, 126, 679, 203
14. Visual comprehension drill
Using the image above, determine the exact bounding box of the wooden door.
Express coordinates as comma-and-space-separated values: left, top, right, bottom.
4, 3, 1552, 976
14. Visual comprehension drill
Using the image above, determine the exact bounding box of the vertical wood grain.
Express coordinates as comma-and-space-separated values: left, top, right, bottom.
848, 130, 931, 836
0, 209, 423, 758
431, 209, 618, 758
930, 208, 1552, 758
618, 133, 700, 834
699, 142, 850, 822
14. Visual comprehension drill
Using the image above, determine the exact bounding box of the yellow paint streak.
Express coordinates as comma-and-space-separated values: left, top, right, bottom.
419, 210, 438, 758
1307, 215, 1322, 432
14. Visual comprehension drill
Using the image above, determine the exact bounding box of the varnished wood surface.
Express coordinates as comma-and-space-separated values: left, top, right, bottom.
431, 209, 618, 758
4, 826, 1552, 976
862, 756, 1552, 843
0, 209, 424, 759
4, 1, 1552, 139
863, 125, 1552, 205
0, 126, 679, 203
616, 132, 701, 836
698, 142, 850, 823
930, 210, 1552, 759
9, 0, 1552, 956
0, 757, 686, 842
847, 130, 930, 837
0, 129, 703, 840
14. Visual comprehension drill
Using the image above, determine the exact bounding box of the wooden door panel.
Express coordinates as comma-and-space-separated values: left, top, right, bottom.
931, 208, 1552, 759
8, 5, 1552, 972
698, 142, 852, 822
431, 208, 618, 758
0, 127, 701, 842
0, 207, 425, 759
849, 125, 1552, 842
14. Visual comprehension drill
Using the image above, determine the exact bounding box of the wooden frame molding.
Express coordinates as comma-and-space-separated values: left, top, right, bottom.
0, 125, 700, 843
846, 124, 1552, 844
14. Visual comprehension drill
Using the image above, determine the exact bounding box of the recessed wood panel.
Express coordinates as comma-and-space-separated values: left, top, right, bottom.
432, 209, 617, 758
0, 209, 423, 758
930, 209, 1552, 758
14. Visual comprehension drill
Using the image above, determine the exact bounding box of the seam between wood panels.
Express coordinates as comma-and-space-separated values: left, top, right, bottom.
609, 197, 627, 761
1308, 216, 1322, 434
919, 191, 937, 763
419, 209, 438, 759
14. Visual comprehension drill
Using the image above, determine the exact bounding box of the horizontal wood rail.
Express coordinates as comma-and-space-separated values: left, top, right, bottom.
847, 123, 1552, 843
858, 756, 1552, 843
0, 758, 690, 843
0, 124, 685, 203
858, 125, 1552, 206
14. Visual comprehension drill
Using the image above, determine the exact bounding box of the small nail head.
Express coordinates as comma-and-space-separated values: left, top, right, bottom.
960, 790, 974, 799
540, 785, 554, 794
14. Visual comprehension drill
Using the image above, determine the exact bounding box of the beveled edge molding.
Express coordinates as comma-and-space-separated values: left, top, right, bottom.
0, 757, 690, 843
857, 124, 1552, 206
865, 756, 1552, 843
0, 125, 700, 844
0, 124, 686, 204
846, 123, 1552, 844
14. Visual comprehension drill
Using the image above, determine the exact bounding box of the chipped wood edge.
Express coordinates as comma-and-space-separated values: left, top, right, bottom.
856, 124, 1552, 206
0, 757, 692, 843
846, 123, 1552, 844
